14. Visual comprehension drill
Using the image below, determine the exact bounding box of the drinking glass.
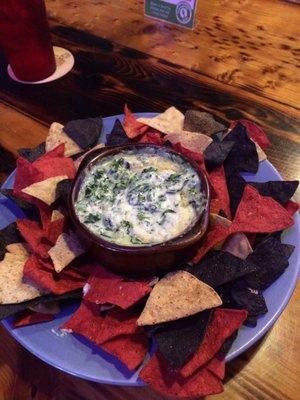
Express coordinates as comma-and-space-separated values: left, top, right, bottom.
0, 0, 56, 82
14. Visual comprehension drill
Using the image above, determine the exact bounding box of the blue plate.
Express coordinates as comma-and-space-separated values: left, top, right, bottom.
1, 114, 300, 385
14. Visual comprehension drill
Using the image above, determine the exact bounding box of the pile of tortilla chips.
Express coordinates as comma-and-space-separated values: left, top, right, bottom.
0, 105, 298, 398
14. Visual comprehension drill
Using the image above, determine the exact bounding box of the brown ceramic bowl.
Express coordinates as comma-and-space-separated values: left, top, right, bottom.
68, 144, 210, 277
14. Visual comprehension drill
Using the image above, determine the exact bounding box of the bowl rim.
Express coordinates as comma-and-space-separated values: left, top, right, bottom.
68, 143, 211, 254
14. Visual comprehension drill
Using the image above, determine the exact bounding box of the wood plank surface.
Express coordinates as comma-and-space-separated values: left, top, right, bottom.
45, 0, 300, 109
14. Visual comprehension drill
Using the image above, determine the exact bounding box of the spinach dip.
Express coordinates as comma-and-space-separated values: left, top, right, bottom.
75, 147, 206, 246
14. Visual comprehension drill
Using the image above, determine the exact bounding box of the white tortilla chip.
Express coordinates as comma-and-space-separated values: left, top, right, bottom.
0, 244, 44, 304
165, 131, 213, 153
22, 175, 68, 205
137, 107, 184, 134
46, 122, 82, 157
137, 270, 222, 326
51, 209, 65, 222
210, 213, 232, 228
253, 140, 267, 162
48, 231, 86, 273
223, 232, 253, 260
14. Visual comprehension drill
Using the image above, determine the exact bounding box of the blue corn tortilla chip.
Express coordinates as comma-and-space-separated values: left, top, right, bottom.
0, 222, 23, 261
55, 179, 73, 206
204, 141, 234, 171
0, 189, 40, 221
106, 119, 131, 146
64, 117, 103, 150
149, 309, 213, 368
224, 169, 246, 218
184, 110, 227, 135
190, 250, 258, 288
230, 279, 268, 317
0, 289, 82, 320
245, 236, 295, 290
248, 180, 299, 205
18, 142, 46, 162
223, 123, 258, 174
243, 316, 259, 327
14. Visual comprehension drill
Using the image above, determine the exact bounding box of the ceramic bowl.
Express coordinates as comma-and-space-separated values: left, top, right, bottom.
68, 144, 210, 277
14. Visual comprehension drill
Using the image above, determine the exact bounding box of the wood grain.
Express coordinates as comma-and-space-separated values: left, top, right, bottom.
45, 0, 300, 109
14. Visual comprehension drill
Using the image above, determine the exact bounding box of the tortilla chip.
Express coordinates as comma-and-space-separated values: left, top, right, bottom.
0, 244, 44, 304
13, 310, 54, 328
0, 290, 81, 320
23, 255, 91, 295
18, 142, 46, 162
22, 175, 68, 206
13, 157, 44, 203
151, 309, 213, 368
139, 129, 164, 145
192, 215, 231, 263
184, 110, 227, 136
123, 104, 148, 139
0, 222, 23, 261
284, 200, 299, 216
137, 107, 184, 134
84, 265, 151, 309
254, 141, 267, 162
102, 334, 148, 371
181, 308, 248, 377
46, 122, 82, 157
29, 300, 60, 315
165, 131, 212, 153
63, 117, 103, 150
48, 231, 86, 273
137, 271, 222, 326
244, 236, 295, 289
231, 185, 294, 234
230, 279, 268, 317
172, 142, 207, 173
17, 219, 51, 258
222, 232, 253, 259
209, 166, 231, 219
223, 123, 258, 174
205, 354, 225, 380
51, 210, 64, 222
106, 119, 131, 146
248, 180, 299, 205
230, 120, 271, 149
204, 141, 234, 171
191, 250, 258, 288
139, 351, 223, 398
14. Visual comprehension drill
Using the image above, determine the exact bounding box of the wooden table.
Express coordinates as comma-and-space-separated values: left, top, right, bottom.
0, 1, 299, 399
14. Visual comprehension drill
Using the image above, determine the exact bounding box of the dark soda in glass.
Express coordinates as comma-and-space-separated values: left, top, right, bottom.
0, 0, 56, 81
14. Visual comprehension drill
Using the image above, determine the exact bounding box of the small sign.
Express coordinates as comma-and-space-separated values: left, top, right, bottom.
145, 0, 197, 29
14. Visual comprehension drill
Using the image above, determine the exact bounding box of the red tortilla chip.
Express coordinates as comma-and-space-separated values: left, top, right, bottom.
96, 308, 142, 344
231, 185, 294, 234
23, 255, 91, 295
13, 310, 54, 328
13, 157, 44, 202
17, 219, 51, 258
84, 265, 151, 309
123, 104, 148, 139
61, 301, 104, 343
32, 145, 76, 180
181, 309, 248, 378
230, 120, 271, 149
193, 220, 231, 263
209, 166, 231, 219
139, 129, 164, 145
44, 217, 66, 245
172, 142, 207, 173
284, 200, 299, 217
102, 334, 148, 371
139, 352, 223, 398
205, 354, 225, 380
